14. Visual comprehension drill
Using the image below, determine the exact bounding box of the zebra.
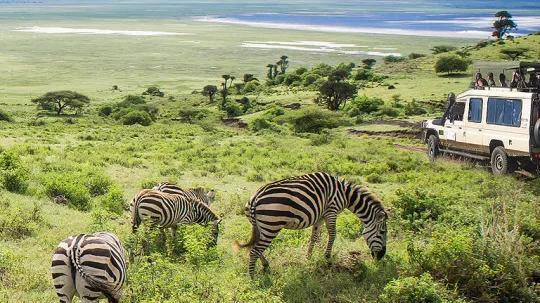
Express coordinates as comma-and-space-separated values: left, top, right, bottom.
236, 172, 389, 277
130, 189, 221, 245
51, 232, 128, 303
152, 182, 216, 206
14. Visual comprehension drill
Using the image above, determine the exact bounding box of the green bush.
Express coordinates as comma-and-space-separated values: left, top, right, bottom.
118, 95, 146, 107
276, 107, 347, 133
284, 73, 302, 86
0, 196, 44, 239
404, 99, 427, 116
98, 184, 125, 215
243, 80, 260, 93
377, 105, 401, 117
295, 67, 308, 75
431, 45, 457, 54
310, 63, 333, 77
408, 53, 427, 59
394, 187, 446, 230
122, 110, 153, 126
379, 274, 464, 303
85, 170, 112, 196
98, 104, 113, 116
353, 69, 374, 81
43, 174, 91, 211
178, 106, 211, 123
346, 95, 384, 116
0, 110, 12, 122
250, 118, 275, 132
0, 151, 29, 194
220, 99, 243, 118
302, 73, 321, 86
384, 55, 405, 63
143, 86, 165, 97
435, 55, 469, 75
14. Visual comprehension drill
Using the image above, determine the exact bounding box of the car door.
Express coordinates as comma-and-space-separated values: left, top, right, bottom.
464, 97, 487, 154
443, 101, 466, 150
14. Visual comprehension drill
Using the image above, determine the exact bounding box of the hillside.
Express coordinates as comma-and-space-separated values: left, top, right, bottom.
0, 34, 540, 303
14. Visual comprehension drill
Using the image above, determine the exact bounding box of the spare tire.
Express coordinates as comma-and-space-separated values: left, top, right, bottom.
534, 119, 540, 146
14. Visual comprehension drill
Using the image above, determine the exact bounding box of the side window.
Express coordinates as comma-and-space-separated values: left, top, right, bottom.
487, 98, 522, 127
450, 102, 465, 122
468, 98, 483, 123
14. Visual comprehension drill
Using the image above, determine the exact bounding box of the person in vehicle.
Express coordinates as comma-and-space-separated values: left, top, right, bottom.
474, 72, 488, 89
487, 72, 496, 87
528, 73, 539, 88
510, 70, 524, 88
499, 73, 508, 87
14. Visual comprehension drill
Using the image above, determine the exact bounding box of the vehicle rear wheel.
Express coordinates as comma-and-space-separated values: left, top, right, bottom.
427, 135, 440, 162
491, 146, 515, 175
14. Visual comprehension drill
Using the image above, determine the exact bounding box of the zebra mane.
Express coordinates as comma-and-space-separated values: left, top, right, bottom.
345, 182, 385, 217
190, 197, 219, 222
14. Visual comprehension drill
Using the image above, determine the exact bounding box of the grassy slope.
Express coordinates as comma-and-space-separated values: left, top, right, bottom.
0, 34, 539, 302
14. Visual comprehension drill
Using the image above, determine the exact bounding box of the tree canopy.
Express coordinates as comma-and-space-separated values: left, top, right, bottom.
500, 47, 529, 61
434, 55, 469, 75
31, 90, 90, 115
492, 11, 517, 39
202, 85, 218, 103
316, 69, 357, 111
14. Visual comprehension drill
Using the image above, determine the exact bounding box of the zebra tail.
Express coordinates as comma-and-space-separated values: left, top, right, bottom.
234, 206, 259, 250
71, 242, 116, 297
130, 196, 141, 232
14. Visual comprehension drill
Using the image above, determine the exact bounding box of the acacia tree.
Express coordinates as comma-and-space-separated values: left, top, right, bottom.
202, 85, 218, 102
435, 55, 469, 75
31, 90, 90, 115
500, 47, 529, 61
316, 69, 357, 111
492, 11, 517, 39
277, 55, 289, 74
362, 58, 376, 69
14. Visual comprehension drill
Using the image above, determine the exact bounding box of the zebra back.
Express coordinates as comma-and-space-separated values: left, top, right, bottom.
154, 182, 215, 205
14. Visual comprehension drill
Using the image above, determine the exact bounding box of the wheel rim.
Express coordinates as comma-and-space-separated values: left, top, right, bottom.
429, 141, 435, 157
495, 154, 504, 171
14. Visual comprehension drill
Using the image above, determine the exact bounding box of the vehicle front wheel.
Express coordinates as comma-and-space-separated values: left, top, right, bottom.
491, 146, 515, 175
427, 135, 440, 162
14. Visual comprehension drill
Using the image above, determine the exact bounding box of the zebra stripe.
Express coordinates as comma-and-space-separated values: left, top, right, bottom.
51, 232, 127, 303
130, 189, 221, 244
237, 172, 388, 277
153, 182, 215, 206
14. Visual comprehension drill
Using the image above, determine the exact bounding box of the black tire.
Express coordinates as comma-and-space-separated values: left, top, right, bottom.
534, 119, 540, 146
491, 146, 515, 175
427, 135, 440, 162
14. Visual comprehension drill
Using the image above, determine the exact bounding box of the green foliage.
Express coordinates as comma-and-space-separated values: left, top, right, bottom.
0, 110, 12, 122
362, 58, 377, 69
0, 151, 29, 194
276, 107, 348, 133
0, 195, 43, 240
31, 90, 90, 115
121, 110, 153, 126
284, 73, 302, 86
178, 106, 213, 123
310, 63, 333, 77
404, 99, 427, 116
219, 99, 243, 118
316, 79, 357, 111
383, 55, 405, 63
302, 73, 321, 87
345, 95, 384, 116
97, 184, 125, 215
295, 67, 308, 75
143, 86, 165, 97
380, 274, 464, 303
43, 175, 91, 210
492, 11, 517, 39
430, 45, 457, 54
394, 187, 446, 230
408, 53, 427, 59
202, 85, 218, 103
98, 104, 113, 116
435, 55, 469, 75
243, 80, 260, 93
500, 47, 529, 61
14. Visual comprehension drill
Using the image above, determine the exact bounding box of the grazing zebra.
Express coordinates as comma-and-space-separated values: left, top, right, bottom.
236, 172, 388, 277
51, 232, 127, 303
153, 182, 216, 205
130, 189, 221, 245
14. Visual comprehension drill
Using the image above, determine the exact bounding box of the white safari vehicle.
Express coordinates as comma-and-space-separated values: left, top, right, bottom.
422, 62, 540, 175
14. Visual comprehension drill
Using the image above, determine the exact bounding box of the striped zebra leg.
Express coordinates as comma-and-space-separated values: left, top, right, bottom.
51, 240, 76, 303
324, 214, 337, 259
248, 230, 280, 277
307, 220, 324, 258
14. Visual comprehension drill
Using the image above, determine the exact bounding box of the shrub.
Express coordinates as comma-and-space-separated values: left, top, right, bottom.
394, 188, 446, 230
143, 86, 165, 97
379, 274, 463, 303
0, 110, 12, 122
431, 45, 457, 54
408, 53, 427, 59
85, 170, 112, 196
310, 63, 333, 77
243, 80, 260, 93
276, 107, 347, 133
353, 69, 374, 81
345, 95, 384, 116
0, 196, 44, 239
435, 55, 469, 75
0, 151, 29, 194
43, 174, 91, 210
250, 118, 275, 132
98, 104, 113, 116
383, 55, 405, 63
302, 73, 321, 86
122, 110, 153, 126
404, 99, 427, 116
284, 73, 302, 86
98, 184, 125, 215
118, 95, 146, 107
295, 67, 308, 75
219, 99, 243, 118
178, 106, 211, 123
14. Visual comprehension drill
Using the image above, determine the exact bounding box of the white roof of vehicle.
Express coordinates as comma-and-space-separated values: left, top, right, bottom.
457, 88, 533, 99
